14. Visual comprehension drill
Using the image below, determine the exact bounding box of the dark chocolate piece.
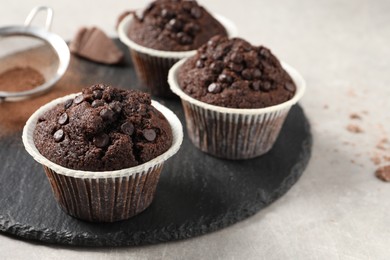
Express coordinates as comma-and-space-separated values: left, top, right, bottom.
53, 129, 64, 142
69, 27, 124, 65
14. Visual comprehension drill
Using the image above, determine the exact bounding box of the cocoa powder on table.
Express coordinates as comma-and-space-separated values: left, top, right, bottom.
0, 74, 83, 138
0, 67, 45, 92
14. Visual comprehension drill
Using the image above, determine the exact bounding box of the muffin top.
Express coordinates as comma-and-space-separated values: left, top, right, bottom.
177, 36, 296, 108
127, 0, 227, 51
33, 85, 173, 171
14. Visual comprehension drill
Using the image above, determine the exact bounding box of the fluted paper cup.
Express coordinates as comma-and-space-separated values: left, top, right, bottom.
118, 13, 237, 98
22, 93, 183, 222
168, 59, 306, 159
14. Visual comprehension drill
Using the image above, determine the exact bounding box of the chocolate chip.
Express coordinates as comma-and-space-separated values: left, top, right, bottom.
93, 90, 103, 99
196, 60, 204, 68
121, 122, 134, 136
74, 94, 84, 104
58, 113, 69, 125
161, 9, 174, 19
190, 7, 202, 18
207, 83, 222, 93
218, 74, 233, 84
109, 101, 122, 113
241, 69, 253, 80
284, 82, 295, 92
231, 81, 242, 89
100, 108, 115, 121
253, 68, 262, 79
228, 62, 243, 72
230, 53, 243, 63
259, 48, 270, 58
177, 32, 193, 45
53, 129, 64, 142
143, 129, 156, 142
251, 81, 261, 91
93, 133, 109, 148
182, 2, 192, 11
167, 19, 183, 32
184, 23, 200, 35
261, 82, 271, 91
200, 53, 208, 60
97, 84, 106, 90
210, 61, 223, 74
64, 99, 73, 109
91, 99, 104, 108
212, 51, 224, 60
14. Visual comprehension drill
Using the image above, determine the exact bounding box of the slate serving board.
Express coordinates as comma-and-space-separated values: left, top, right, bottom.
0, 40, 312, 247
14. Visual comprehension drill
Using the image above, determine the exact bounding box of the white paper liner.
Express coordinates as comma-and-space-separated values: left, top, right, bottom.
168, 59, 306, 159
22, 93, 184, 179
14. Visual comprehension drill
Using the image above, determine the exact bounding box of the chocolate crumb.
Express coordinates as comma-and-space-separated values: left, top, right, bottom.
350, 113, 362, 120
375, 165, 390, 182
346, 124, 364, 133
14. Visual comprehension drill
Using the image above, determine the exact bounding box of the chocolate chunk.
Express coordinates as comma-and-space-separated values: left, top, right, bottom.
109, 101, 122, 113
200, 53, 208, 60
260, 82, 271, 92
143, 129, 156, 141
161, 9, 174, 19
251, 81, 261, 91
53, 129, 64, 142
210, 61, 223, 74
284, 82, 295, 92
182, 1, 192, 11
230, 53, 243, 63
121, 122, 134, 136
74, 94, 84, 104
97, 84, 106, 90
167, 19, 183, 32
228, 62, 243, 72
177, 32, 193, 45
69, 27, 124, 65
93, 133, 109, 148
218, 74, 233, 84
116, 10, 131, 29
244, 51, 259, 67
58, 113, 69, 125
93, 90, 103, 99
91, 100, 104, 108
231, 81, 242, 89
184, 23, 200, 35
207, 83, 222, 93
100, 108, 115, 121
241, 69, 253, 80
64, 99, 73, 109
190, 7, 202, 19
259, 48, 270, 58
212, 51, 224, 60
253, 68, 262, 79
196, 60, 205, 68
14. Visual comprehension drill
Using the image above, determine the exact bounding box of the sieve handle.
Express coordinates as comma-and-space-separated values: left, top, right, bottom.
24, 6, 53, 31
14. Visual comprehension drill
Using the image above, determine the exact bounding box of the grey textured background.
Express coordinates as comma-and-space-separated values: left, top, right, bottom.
1, 0, 390, 259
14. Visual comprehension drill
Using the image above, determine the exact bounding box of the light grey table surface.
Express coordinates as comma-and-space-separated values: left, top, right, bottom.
1, 0, 389, 259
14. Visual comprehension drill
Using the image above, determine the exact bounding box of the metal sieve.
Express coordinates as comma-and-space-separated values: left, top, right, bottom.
0, 6, 70, 101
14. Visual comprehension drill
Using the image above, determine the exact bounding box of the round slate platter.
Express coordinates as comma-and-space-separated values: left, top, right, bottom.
0, 40, 312, 247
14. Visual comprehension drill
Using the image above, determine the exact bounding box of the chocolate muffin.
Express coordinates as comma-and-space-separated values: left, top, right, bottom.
128, 0, 228, 51
178, 35, 296, 108
33, 84, 173, 171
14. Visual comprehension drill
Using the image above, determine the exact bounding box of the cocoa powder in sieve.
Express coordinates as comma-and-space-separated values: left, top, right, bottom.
0, 67, 45, 92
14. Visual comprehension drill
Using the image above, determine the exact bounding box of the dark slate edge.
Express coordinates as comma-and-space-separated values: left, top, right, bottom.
0, 106, 312, 247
